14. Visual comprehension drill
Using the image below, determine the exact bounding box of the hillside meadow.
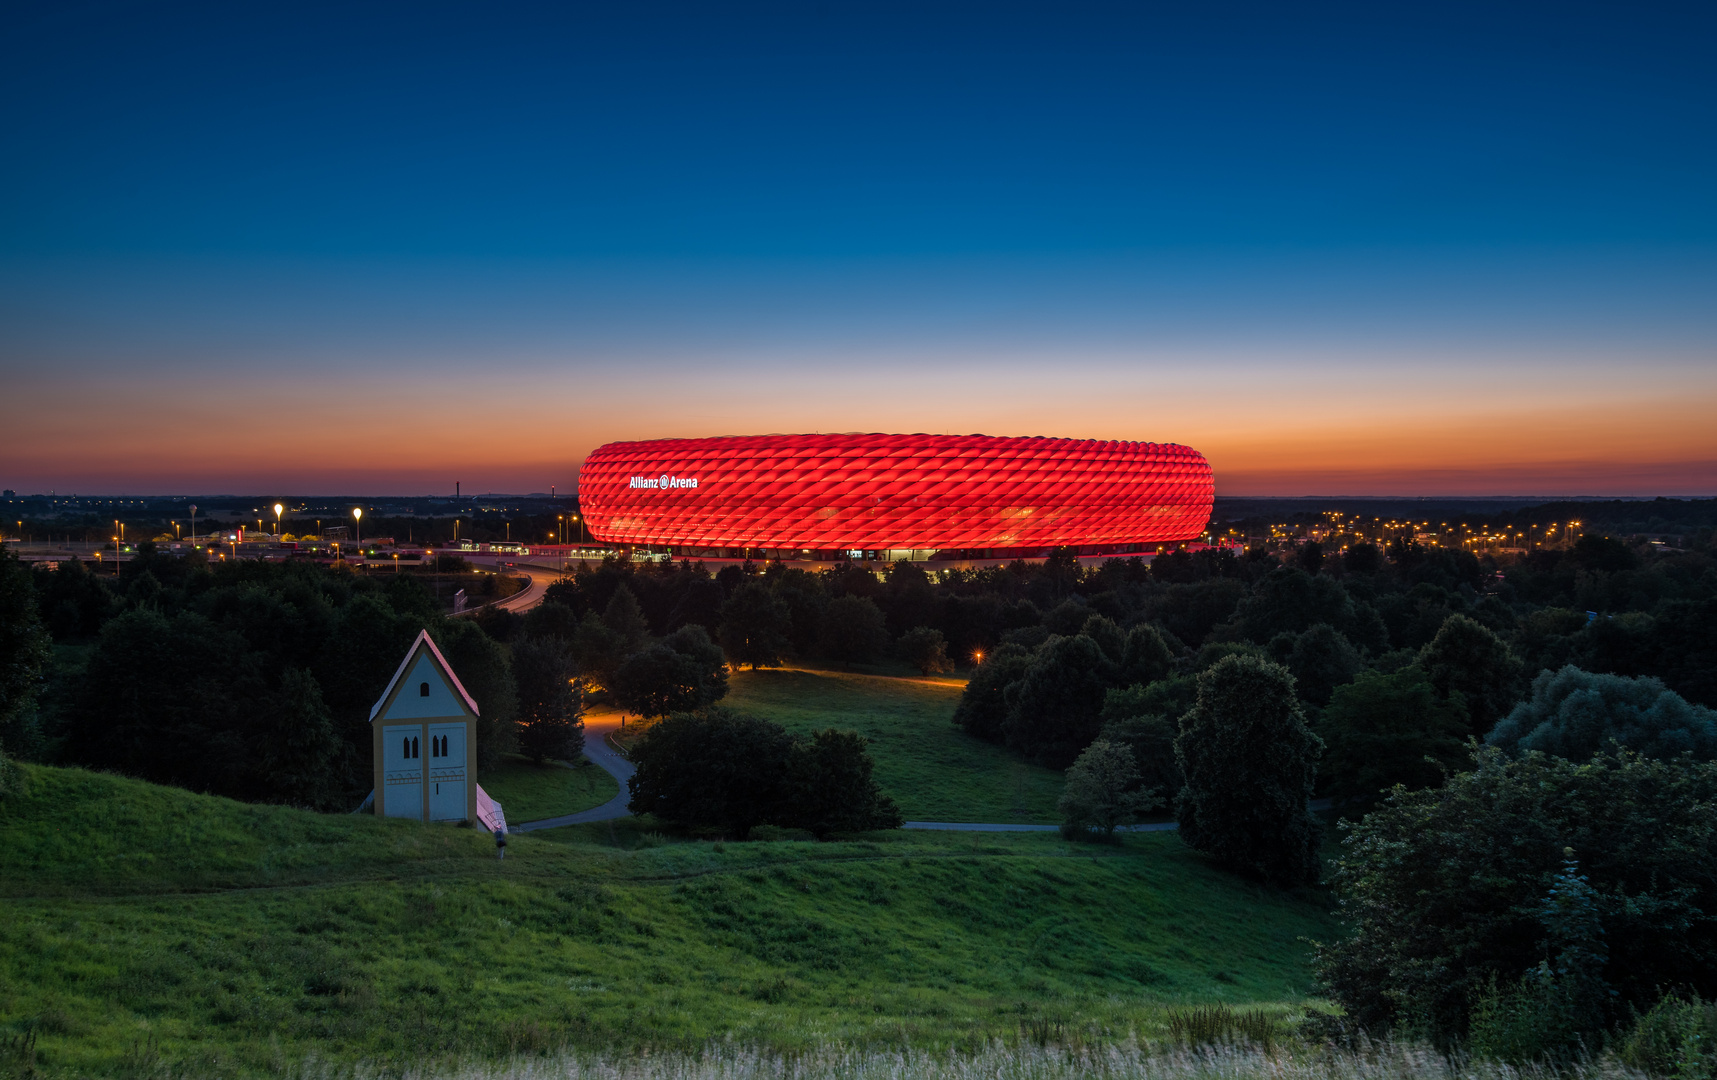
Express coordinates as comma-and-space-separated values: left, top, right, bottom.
0, 763, 1337, 1077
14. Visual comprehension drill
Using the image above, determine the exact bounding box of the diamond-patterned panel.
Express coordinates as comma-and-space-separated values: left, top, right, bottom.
579, 433, 1213, 550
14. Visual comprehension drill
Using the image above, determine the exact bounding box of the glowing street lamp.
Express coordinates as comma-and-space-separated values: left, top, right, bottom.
274, 503, 284, 537
353, 507, 363, 549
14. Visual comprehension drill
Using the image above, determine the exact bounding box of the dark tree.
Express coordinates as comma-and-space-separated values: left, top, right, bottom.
1117, 623, 1176, 687
818, 595, 890, 667
520, 600, 579, 642
0, 549, 51, 758
65, 608, 258, 795
1487, 665, 1717, 762
716, 581, 792, 669
898, 625, 953, 675
611, 625, 728, 720
951, 644, 1031, 741
1281, 623, 1365, 708
1316, 750, 1717, 1047
436, 617, 518, 769
1343, 542, 1384, 574
781, 728, 903, 838
600, 585, 651, 653
1296, 541, 1325, 575
570, 612, 628, 689
1097, 685, 1184, 801
1078, 614, 1126, 664
626, 707, 795, 838
662, 623, 729, 706
1003, 633, 1115, 767
1317, 665, 1468, 810
1420, 613, 1524, 733
511, 636, 584, 763
248, 667, 344, 809
1174, 654, 1323, 886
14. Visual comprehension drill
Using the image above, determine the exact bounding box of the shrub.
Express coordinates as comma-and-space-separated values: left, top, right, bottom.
1174, 655, 1323, 886
1058, 739, 1159, 838
1620, 995, 1717, 1078
1487, 665, 1717, 762
898, 625, 954, 675
1315, 748, 1717, 1045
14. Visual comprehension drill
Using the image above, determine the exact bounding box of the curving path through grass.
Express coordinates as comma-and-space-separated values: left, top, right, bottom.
510, 708, 635, 831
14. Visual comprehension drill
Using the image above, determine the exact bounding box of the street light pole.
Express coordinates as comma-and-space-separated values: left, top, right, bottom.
274, 503, 284, 538
353, 507, 363, 550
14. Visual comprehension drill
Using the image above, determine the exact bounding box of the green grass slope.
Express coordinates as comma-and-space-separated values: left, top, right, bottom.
724, 668, 1064, 823
478, 754, 619, 823
0, 764, 1337, 1077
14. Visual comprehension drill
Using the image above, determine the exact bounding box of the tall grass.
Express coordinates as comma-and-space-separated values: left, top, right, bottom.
284, 1039, 1647, 1080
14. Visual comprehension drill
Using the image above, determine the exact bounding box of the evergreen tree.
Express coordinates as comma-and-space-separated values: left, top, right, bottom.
0, 549, 51, 758
1175, 654, 1323, 885
600, 584, 651, 651
248, 667, 344, 808
436, 617, 518, 769
511, 636, 584, 763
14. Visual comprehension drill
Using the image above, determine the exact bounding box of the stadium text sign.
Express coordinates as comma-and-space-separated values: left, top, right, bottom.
629, 474, 699, 490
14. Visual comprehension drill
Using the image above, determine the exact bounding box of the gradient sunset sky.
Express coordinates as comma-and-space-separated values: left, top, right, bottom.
2, 2, 1714, 496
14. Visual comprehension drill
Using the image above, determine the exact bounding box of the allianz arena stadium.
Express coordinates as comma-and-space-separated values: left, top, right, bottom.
577, 433, 1214, 560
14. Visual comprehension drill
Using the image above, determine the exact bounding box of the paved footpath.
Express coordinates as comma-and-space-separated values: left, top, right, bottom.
510, 708, 637, 831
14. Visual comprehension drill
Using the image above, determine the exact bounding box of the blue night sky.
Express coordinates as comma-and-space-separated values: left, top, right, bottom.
2, 1, 1714, 494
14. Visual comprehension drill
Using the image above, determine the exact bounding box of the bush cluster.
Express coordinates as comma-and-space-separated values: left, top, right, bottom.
626, 707, 901, 838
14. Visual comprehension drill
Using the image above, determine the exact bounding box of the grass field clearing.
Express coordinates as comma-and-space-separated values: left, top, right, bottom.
723, 668, 1064, 823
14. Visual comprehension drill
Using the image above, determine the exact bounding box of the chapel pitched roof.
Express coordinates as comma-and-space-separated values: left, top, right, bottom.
368, 629, 481, 721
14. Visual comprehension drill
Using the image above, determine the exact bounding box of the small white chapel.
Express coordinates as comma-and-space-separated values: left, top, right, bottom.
368, 630, 505, 832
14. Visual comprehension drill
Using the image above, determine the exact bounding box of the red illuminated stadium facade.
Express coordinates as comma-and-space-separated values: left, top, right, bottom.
578, 433, 1214, 560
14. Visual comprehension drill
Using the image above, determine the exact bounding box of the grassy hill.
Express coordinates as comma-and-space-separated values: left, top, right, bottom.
0, 763, 1338, 1077
723, 667, 1065, 823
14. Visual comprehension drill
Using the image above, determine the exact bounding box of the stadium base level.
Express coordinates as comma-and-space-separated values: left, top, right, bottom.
633, 542, 1209, 563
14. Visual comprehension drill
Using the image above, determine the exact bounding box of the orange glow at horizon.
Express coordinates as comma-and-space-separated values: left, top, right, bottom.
4, 360, 1712, 496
